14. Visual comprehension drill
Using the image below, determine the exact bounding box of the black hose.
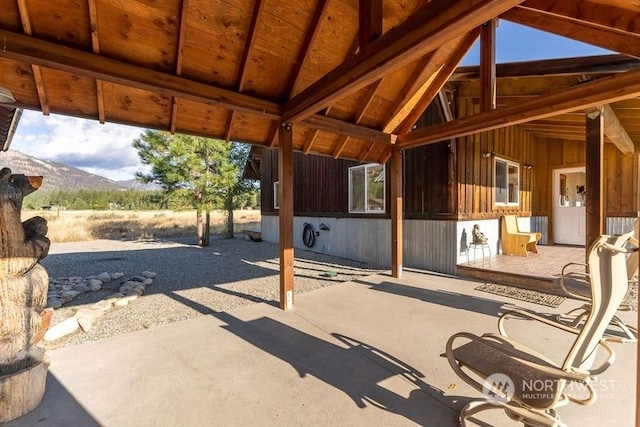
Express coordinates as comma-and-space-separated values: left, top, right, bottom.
302, 222, 316, 248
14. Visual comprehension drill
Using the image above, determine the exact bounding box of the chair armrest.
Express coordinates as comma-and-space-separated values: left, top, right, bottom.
560, 262, 591, 301
498, 308, 616, 376
499, 308, 582, 337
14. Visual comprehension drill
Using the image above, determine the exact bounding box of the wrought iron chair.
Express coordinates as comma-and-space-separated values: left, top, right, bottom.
445, 232, 632, 426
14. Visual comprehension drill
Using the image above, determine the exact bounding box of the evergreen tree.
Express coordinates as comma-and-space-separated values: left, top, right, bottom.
133, 131, 252, 246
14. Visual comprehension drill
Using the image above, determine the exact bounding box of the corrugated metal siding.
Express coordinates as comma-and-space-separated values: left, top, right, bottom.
262, 216, 461, 274
261, 216, 390, 268
404, 220, 457, 275
530, 216, 549, 245
606, 217, 638, 235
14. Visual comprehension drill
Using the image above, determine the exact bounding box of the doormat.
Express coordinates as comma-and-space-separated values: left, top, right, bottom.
475, 283, 566, 308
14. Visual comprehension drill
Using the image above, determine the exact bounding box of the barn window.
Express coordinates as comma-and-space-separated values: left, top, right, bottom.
273, 181, 280, 210
349, 163, 385, 213
493, 157, 519, 206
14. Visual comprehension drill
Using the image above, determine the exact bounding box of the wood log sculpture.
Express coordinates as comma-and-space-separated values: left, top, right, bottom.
0, 167, 51, 423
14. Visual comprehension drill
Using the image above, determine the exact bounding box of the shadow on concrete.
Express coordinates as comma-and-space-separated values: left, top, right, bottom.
5, 373, 99, 427
362, 279, 518, 318
169, 291, 468, 425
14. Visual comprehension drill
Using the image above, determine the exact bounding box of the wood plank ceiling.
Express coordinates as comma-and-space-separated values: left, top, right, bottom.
0, 0, 639, 161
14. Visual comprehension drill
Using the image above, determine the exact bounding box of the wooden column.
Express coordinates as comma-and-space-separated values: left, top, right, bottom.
278, 122, 294, 310
480, 20, 497, 112
585, 110, 605, 253
391, 147, 403, 278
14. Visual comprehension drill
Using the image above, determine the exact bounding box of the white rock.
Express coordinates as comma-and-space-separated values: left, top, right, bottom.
92, 300, 113, 311
98, 272, 112, 283
141, 271, 157, 279
143, 278, 153, 285
114, 294, 139, 307
44, 317, 79, 341
111, 272, 125, 280
75, 307, 104, 332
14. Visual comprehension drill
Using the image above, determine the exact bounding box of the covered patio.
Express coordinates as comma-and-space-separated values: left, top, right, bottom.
8, 270, 636, 426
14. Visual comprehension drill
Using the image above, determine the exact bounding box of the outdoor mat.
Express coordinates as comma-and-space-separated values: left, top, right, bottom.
475, 283, 566, 308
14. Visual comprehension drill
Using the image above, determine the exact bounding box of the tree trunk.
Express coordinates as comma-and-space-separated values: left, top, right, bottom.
196, 209, 205, 247
224, 193, 234, 238
203, 211, 210, 247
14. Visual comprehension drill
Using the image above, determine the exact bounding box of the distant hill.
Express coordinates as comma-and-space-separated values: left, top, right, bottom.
0, 150, 157, 192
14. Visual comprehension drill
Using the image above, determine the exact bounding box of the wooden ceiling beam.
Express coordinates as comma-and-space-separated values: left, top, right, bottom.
87, 0, 106, 124
399, 67, 640, 149
224, 0, 265, 142
394, 28, 479, 135
283, 0, 524, 123
170, 0, 190, 134
502, 5, 640, 59
586, 104, 636, 154
451, 54, 640, 81
16, 0, 50, 116
272, 0, 329, 149
0, 30, 393, 145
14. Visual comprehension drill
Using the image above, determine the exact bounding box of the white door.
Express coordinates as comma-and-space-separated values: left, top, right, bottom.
553, 167, 586, 245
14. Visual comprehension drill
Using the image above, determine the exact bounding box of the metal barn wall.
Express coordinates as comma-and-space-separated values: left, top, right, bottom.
404, 220, 458, 275
607, 217, 638, 235
261, 215, 391, 268
530, 216, 549, 245
262, 216, 461, 275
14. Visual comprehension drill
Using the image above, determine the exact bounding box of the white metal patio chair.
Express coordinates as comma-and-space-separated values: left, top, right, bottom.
445, 232, 632, 426
559, 230, 638, 343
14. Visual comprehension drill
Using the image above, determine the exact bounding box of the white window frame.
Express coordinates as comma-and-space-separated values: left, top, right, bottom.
273, 181, 280, 210
493, 157, 520, 206
348, 163, 386, 214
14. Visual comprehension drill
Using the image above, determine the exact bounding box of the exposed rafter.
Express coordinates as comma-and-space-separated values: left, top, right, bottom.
383, 29, 479, 135
283, 0, 524, 123
224, 0, 265, 142
451, 54, 640, 81
170, 0, 190, 134
16, 0, 50, 116
87, 0, 105, 123
502, 4, 640, 59
269, 0, 328, 148
399, 67, 640, 149
0, 29, 394, 145
394, 29, 479, 136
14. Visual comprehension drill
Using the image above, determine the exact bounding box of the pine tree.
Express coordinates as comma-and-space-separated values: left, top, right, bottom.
133, 131, 253, 246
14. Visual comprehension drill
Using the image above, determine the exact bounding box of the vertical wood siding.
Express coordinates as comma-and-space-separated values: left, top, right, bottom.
455, 97, 534, 219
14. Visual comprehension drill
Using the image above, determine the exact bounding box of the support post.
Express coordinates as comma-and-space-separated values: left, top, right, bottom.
278, 122, 294, 310
480, 19, 497, 112
390, 147, 403, 278
585, 109, 605, 255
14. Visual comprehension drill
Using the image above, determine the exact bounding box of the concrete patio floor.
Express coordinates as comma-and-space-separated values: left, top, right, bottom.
8, 270, 637, 426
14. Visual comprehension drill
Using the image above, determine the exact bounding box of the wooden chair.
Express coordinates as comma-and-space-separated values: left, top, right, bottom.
500, 214, 541, 257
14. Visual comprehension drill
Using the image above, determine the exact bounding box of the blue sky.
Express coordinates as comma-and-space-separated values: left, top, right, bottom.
10, 22, 611, 181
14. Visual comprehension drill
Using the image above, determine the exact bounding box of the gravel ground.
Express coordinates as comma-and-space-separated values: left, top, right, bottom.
40, 236, 383, 349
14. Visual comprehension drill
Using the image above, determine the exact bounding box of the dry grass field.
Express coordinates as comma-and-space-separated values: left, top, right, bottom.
22, 209, 261, 242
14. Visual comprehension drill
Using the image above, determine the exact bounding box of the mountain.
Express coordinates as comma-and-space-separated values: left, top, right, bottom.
0, 150, 151, 192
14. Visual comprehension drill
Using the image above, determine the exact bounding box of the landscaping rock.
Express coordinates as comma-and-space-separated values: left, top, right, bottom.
97, 272, 112, 283
75, 308, 104, 332
44, 317, 79, 341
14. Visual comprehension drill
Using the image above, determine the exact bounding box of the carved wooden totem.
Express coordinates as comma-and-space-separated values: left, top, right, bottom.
0, 168, 51, 422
